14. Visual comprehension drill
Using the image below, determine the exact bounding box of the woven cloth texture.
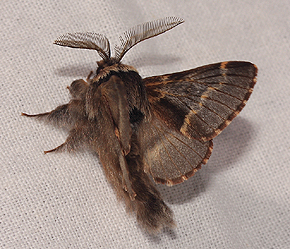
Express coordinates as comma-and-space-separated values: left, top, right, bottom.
1, 0, 289, 248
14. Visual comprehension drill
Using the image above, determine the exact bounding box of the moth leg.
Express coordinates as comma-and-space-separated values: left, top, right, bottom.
21, 104, 71, 126
86, 70, 93, 81
119, 153, 136, 200
44, 143, 65, 154
113, 127, 136, 199
44, 123, 87, 154
22, 112, 51, 118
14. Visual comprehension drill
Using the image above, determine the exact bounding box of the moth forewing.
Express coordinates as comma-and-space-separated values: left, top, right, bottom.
144, 61, 257, 142
22, 17, 257, 233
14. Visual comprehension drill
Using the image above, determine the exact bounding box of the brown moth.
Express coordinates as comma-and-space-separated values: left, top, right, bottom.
22, 17, 257, 233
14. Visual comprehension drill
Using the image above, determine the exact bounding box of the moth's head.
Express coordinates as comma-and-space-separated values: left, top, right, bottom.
96, 58, 118, 74
53, 17, 184, 68
96, 58, 119, 69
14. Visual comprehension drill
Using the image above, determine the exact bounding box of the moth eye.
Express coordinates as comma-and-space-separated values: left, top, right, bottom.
69, 79, 89, 98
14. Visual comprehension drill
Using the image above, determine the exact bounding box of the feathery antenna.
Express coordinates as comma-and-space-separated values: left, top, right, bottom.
54, 32, 111, 61
114, 17, 184, 62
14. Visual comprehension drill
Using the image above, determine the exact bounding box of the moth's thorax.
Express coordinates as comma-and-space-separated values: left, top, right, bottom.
93, 60, 139, 83
85, 60, 149, 123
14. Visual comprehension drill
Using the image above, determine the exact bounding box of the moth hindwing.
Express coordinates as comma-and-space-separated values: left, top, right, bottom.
22, 17, 257, 233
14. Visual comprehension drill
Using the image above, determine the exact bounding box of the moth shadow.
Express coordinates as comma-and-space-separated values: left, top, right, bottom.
208, 116, 256, 174
125, 53, 182, 69
54, 54, 181, 79
54, 63, 96, 78
157, 116, 256, 205
143, 226, 177, 242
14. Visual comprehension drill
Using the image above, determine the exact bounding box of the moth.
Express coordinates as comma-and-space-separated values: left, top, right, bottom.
22, 17, 257, 233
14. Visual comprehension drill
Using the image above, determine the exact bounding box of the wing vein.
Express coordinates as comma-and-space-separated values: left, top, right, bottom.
204, 96, 237, 111
159, 129, 195, 172
151, 122, 184, 178
210, 87, 244, 101
147, 122, 170, 181
164, 128, 205, 159
195, 73, 254, 81
193, 80, 251, 90
168, 96, 219, 130
159, 91, 228, 121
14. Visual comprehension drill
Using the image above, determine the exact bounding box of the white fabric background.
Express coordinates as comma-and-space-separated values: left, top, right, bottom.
1, 0, 289, 248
